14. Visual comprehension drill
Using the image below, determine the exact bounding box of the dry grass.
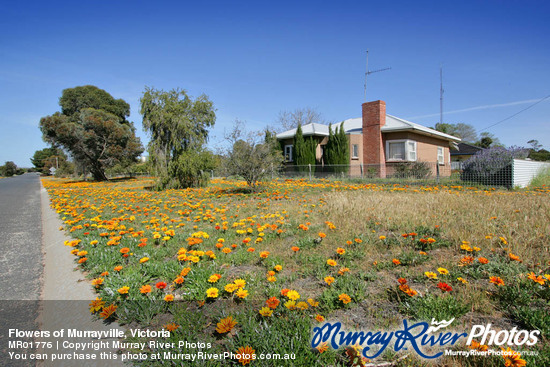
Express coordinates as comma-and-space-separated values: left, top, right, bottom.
324, 189, 550, 265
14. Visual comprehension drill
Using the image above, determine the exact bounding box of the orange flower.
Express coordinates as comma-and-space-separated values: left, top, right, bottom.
318, 232, 326, 238
266, 296, 280, 309
259, 251, 270, 258
338, 267, 350, 275
527, 272, 545, 285
489, 276, 505, 286
509, 253, 521, 262
216, 316, 237, 334
291, 246, 300, 252
501, 347, 526, 367
324, 276, 335, 285
478, 257, 489, 264
119, 247, 130, 254
114, 265, 123, 272
156, 281, 167, 289
164, 323, 179, 332
392, 258, 401, 265
174, 276, 185, 285
469, 340, 488, 352
336, 247, 346, 255
235, 346, 255, 365
99, 304, 117, 319
140, 285, 152, 294
315, 314, 325, 322
317, 342, 329, 353
89, 297, 105, 313
164, 294, 174, 302
91, 278, 104, 287
326, 259, 337, 267
339, 293, 352, 304
180, 267, 191, 276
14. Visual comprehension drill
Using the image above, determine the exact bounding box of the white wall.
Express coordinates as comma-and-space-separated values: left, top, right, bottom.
513, 159, 550, 188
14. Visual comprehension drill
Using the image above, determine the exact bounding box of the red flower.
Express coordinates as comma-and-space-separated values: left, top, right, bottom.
437, 282, 452, 292
156, 281, 167, 289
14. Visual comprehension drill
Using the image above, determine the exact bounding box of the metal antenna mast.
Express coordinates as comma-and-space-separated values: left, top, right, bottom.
440, 64, 444, 124
364, 50, 391, 101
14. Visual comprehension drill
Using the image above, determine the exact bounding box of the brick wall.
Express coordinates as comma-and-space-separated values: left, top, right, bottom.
362, 100, 387, 177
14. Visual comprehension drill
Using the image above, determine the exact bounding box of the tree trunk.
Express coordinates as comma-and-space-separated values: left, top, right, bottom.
90, 164, 108, 181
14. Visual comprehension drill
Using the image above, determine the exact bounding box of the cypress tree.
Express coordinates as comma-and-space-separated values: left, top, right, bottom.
294, 124, 307, 172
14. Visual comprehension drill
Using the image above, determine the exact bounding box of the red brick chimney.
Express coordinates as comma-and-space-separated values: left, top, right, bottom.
362, 100, 386, 178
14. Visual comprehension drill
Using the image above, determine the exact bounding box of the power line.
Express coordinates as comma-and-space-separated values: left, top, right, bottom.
479, 94, 550, 132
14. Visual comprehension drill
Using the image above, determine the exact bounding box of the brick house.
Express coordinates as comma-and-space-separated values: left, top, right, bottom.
276, 100, 461, 177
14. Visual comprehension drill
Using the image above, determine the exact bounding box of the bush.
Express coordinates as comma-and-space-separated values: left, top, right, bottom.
392, 161, 431, 179
461, 146, 528, 187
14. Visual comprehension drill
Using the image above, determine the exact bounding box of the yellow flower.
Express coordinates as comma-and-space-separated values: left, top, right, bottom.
225, 283, 238, 293
286, 290, 300, 301
233, 278, 246, 288
284, 300, 296, 310
425, 271, 438, 279
308, 298, 319, 307
259, 307, 273, 317
164, 294, 174, 302
139, 257, 149, 264
296, 301, 309, 310
437, 267, 449, 275
206, 288, 219, 298
235, 289, 248, 299
118, 286, 130, 294
457, 277, 468, 284
208, 275, 220, 283
326, 259, 337, 267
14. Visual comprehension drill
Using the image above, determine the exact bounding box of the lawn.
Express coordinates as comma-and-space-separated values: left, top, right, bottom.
42, 177, 550, 366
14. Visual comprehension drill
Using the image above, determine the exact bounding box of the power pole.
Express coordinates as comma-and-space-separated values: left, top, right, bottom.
364, 50, 391, 101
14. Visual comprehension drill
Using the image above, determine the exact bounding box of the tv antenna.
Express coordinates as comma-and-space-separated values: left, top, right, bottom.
364, 49, 391, 101
440, 63, 444, 124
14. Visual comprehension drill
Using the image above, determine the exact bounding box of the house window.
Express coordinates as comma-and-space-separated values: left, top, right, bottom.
437, 147, 445, 165
386, 140, 417, 162
284, 145, 293, 162
352, 144, 359, 159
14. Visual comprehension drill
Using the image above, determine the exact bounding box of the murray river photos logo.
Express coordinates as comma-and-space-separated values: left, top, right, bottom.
310, 318, 540, 359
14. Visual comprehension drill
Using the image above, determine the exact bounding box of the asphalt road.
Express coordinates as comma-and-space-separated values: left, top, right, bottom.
0, 173, 43, 367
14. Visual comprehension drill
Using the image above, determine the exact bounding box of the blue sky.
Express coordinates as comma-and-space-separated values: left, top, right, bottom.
1, 0, 549, 167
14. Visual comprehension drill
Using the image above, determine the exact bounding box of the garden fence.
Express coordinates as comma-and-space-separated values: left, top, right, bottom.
214, 161, 534, 188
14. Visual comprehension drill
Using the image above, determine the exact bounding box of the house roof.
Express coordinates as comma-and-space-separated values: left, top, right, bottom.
276, 114, 461, 142
450, 142, 484, 156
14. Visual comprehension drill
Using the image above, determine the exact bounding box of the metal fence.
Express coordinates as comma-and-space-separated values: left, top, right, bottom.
109, 160, 548, 189
215, 161, 521, 188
